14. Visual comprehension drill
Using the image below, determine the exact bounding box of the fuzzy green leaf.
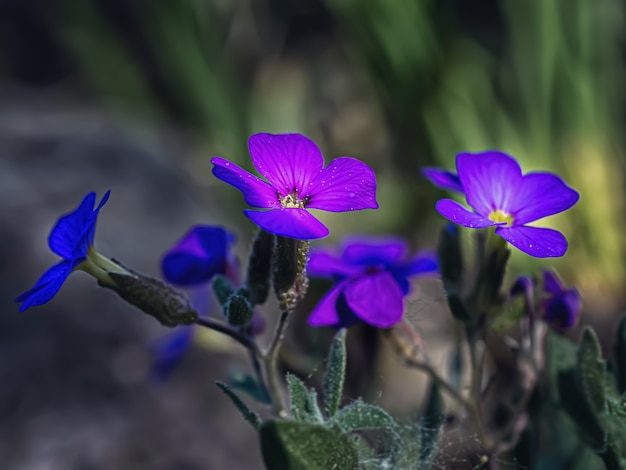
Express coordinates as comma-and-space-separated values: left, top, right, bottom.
287, 373, 311, 421
330, 399, 395, 432
229, 371, 271, 404
324, 329, 347, 418
306, 389, 325, 424
260, 420, 359, 470
577, 328, 607, 414
215, 381, 262, 429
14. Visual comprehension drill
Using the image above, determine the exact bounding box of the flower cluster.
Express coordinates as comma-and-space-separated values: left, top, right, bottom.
423, 151, 579, 257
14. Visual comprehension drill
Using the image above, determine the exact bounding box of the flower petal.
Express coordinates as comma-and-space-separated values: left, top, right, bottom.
151, 327, 195, 380
248, 133, 324, 197
456, 151, 523, 216
341, 236, 408, 266
308, 249, 363, 279
308, 281, 346, 326
507, 172, 580, 224
544, 289, 581, 329
495, 226, 568, 258
48, 191, 110, 259
211, 157, 281, 209
306, 157, 378, 212
245, 209, 329, 239
436, 199, 498, 228
542, 269, 564, 295
161, 226, 234, 286
343, 271, 404, 328
392, 251, 439, 279
15, 260, 77, 311
422, 168, 464, 193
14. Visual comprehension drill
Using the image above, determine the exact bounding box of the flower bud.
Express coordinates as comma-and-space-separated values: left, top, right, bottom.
212, 274, 235, 307
273, 236, 309, 311
105, 271, 198, 327
245, 230, 275, 305
226, 293, 253, 327
437, 223, 463, 295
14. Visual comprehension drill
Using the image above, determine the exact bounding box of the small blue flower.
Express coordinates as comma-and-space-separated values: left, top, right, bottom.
15, 191, 111, 312
152, 226, 237, 379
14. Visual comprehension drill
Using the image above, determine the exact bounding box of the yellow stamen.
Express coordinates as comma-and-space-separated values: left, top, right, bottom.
280, 192, 307, 209
488, 209, 514, 226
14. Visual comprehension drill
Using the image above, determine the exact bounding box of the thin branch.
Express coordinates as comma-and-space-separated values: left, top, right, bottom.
194, 317, 262, 356
263, 309, 292, 417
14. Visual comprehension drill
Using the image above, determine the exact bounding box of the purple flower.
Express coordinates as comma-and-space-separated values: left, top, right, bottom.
307, 236, 438, 329
161, 225, 237, 286
211, 133, 378, 240
15, 191, 110, 312
423, 151, 580, 258
541, 269, 581, 329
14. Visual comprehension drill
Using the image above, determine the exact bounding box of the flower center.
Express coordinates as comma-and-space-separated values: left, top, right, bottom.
279, 191, 308, 209
488, 209, 514, 226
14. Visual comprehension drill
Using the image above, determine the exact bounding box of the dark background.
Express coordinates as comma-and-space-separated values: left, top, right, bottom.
1, 0, 625, 468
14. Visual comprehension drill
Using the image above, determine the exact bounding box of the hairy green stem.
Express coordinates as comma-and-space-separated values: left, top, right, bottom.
263, 309, 292, 417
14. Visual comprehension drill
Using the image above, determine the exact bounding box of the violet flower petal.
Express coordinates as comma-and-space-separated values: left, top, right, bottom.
48, 191, 110, 259
248, 133, 324, 196
15, 260, 77, 312
436, 199, 498, 228
393, 251, 438, 279
543, 269, 564, 295
151, 326, 195, 380
308, 281, 346, 326
341, 236, 408, 266
507, 172, 580, 225
495, 225, 568, 258
343, 271, 404, 328
211, 157, 281, 209
308, 250, 363, 279
306, 157, 378, 212
244, 208, 329, 239
456, 151, 522, 216
422, 168, 464, 193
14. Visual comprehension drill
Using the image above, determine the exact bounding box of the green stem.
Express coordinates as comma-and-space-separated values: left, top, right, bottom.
263, 309, 292, 417
194, 317, 262, 356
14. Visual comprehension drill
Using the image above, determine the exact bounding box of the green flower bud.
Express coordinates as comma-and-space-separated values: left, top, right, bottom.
226, 293, 253, 327
245, 230, 275, 305
212, 274, 235, 307
273, 236, 309, 311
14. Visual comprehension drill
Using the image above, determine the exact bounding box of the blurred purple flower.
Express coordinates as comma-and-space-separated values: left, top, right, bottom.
307, 237, 438, 329
423, 151, 579, 258
211, 133, 378, 240
153, 225, 237, 379
541, 269, 581, 329
15, 191, 110, 312
161, 225, 237, 286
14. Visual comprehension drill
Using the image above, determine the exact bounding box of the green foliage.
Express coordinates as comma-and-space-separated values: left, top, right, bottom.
330, 399, 395, 432
260, 421, 360, 470
229, 371, 271, 405
324, 329, 347, 418
286, 373, 323, 423
614, 316, 626, 394
215, 381, 261, 430
549, 327, 626, 469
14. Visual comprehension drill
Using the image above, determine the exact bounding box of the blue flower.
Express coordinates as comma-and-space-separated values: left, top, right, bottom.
152, 226, 237, 379
15, 191, 111, 312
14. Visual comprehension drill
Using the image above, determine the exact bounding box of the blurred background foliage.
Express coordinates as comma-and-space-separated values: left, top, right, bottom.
1, 0, 626, 466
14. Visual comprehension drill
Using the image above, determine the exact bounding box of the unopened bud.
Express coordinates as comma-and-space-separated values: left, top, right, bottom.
105, 271, 198, 327
212, 274, 235, 307
273, 236, 309, 311
245, 230, 275, 305
226, 294, 253, 327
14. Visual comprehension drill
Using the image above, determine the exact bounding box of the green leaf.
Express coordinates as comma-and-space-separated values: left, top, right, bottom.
306, 389, 325, 424
286, 374, 324, 423
330, 399, 395, 432
324, 329, 347, 418
614, 316, 626, 395
577, 327, 607, 414
419, 381, 444, 463
229, 371, 271, 404
260, 420, 359, 470
215, 381, 262, 429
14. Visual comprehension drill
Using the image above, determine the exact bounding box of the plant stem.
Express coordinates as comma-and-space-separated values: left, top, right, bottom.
263, 309, 292, 417
194, 317, 262, 356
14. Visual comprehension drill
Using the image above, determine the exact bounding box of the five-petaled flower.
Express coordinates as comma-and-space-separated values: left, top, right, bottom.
307, 236, 438, 329
211, 133, 378, 240
15, 191, 111, 312
423, 151, 580, 258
